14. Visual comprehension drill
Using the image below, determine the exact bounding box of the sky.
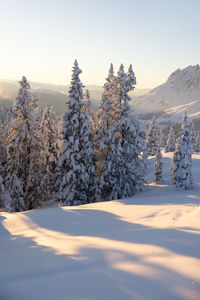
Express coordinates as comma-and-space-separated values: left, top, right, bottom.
0, 0, 199, 89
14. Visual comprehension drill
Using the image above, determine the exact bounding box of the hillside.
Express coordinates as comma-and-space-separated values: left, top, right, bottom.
134, 65, 200, 121
1, 152, 200, 300
0, 79, 148, 113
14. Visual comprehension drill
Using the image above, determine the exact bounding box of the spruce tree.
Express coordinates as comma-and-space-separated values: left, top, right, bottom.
190, 123, 196, 153
0, 122, 7, 180
7, 76, 44, 210
96, 63, 146, 200
39, 105, 60, 200
154, 144, 163, 183
0, 176, 5, 208
9, 174, 25, 212
171, 113, 192, 189
146, 117, 162, 156
165, 126, 176, 152
94, 63, 117, 200
57, 60, 95, 205
113, 64, 146, 197
194, 132, 200, 152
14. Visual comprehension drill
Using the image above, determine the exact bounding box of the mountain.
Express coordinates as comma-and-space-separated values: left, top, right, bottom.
134, 65, 200, 121
0, 79, 149, 113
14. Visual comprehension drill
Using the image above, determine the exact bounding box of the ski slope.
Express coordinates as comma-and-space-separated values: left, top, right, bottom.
0, 152, 200, 300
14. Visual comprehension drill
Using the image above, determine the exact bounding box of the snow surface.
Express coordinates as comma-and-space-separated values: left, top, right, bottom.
0, 152, 200, 300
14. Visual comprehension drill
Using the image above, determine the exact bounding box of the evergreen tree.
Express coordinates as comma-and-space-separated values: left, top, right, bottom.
0, 176, 5, 208
94, 63, 117, 200
154, 144, 163, 183
146, 117, 162, 156
57, 60, 95, 205
0, 122, 7, 180
9, 174, 25, 212
190, 123, 196, 153
39, 105, 60, 199
95, 63, 146, 200
171, 113, 192, 189
165, 126, 176, 152
194, 132, 200, 152
7, 76, 44, 210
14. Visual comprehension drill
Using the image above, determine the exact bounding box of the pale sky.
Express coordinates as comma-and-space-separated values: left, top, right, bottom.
0, 0, 199, 89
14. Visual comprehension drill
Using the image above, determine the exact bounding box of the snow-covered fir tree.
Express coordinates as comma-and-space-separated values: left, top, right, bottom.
0, 105, 13, 130
146, 117, 162, 156
9, 174, 25, 212
113, 64, 146, 197
84, 90, 92, 116
94, 63, 118, 200
39, 105, 60, 200
154, 144, 163, 183
165, 126, 176, 152
95, 63, 146, 200
0, 176, 5, 208
190, 123, 196, 153
171, 112, 193, 189
7, 76, 45, 210
0, 122, 7, 180
194, 132, 200, 152
57, 60, 95, 205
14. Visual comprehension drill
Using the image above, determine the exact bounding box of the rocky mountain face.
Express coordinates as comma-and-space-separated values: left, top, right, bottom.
134, 65, 200, 120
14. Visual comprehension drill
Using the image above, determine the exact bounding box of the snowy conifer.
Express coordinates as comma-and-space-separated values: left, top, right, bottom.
146, 117, 162, 156
190, 123, 196, 153
194, 132, 200, 152
171, 113, 192, 189
94, 63, 118, 200
57, 60, 95, 205
7, 76, 44, 210
154, 144, 163, 183
39, 105, 60, 200
9, 174, 25, 212
95, 63, 146, 200
0, 176, 5, 208
112, 64, 146, 197
165, 126, 176, 152
0, 123, 7, 180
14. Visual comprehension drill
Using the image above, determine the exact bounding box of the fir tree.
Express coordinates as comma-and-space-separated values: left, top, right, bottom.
194, 132, 200, 152
9, 174, 25, 212
7, 76, 44, 210
39, 105, 60, 200
171, 113, 192, 189
95, 63, 146, 200
146, 117, 162, 156
165, 126, 176, 152
0, 122, 7, 180
113, 64, 146, 197
57, 60, 95, 205
190, 123, 196, 153
154, 144, 163, 183
0, 176, 5, 208
94, 63, 117, 200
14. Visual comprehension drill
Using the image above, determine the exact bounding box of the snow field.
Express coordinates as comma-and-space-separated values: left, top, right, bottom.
0, 152, 200, 300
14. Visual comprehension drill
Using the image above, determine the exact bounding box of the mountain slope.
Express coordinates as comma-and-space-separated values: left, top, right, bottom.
135, 65, 200, 116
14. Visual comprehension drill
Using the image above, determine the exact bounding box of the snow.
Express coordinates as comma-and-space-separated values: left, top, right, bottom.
0, 152, 200, 300
134, 65, 200, 120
